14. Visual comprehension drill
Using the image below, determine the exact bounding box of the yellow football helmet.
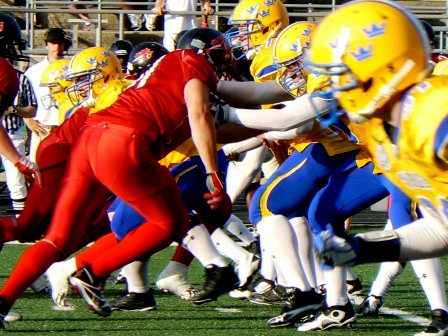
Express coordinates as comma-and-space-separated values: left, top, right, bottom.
39, 59, 71, 109
65, 47, 122, 107
228, 0, 288, 58
273, 21, 316, 97
306, 0, 432, 121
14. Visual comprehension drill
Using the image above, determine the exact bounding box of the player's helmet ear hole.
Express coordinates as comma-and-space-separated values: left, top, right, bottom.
362, 78, 373, 92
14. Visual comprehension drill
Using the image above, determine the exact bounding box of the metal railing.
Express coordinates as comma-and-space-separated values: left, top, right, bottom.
1, 0, 448, 53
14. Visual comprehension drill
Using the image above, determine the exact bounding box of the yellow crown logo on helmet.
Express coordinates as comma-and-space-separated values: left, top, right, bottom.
65, 47, 122, 107
230, 0, 288, 48
273, 21, 316, 97
307, 0, 431, 118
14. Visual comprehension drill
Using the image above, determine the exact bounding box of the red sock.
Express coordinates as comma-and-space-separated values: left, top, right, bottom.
75, 233, 118, 269
171, 245, 194, 266
90, 222, 173, 278
0, 240, 60, 306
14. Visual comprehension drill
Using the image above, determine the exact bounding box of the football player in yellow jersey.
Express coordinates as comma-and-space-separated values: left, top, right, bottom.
218, 19, 448, 333
39, 59, 74, 124
307, 1, 448, 335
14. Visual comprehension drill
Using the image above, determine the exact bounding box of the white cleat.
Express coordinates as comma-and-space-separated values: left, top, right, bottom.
156, 261, 198, 300
4, 311, 22, 322
46, 262, 74, 311
235, 253, 260, 288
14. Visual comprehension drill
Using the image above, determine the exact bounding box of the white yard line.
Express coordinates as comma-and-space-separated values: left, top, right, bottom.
351, 296, 431, 327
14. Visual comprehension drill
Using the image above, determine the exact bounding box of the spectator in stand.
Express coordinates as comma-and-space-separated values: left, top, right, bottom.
152, 0, 214, 51
68, 0, 97, 31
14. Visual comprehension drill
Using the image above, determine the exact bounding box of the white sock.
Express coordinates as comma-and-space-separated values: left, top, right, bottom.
314, 253, 326, 289
223, 214, 255, 244
346, 267, 357, 281
324, 267, 348, 307
257, 215, 310, 290
123, 260, 150, 293
257, 218, 277, 281
370, 261, 404, 297
290, 217, 317, 288
211, 227, 249, 263
411, 258, 448, 311
62, 257, 77, 276
182, 224, 228, 267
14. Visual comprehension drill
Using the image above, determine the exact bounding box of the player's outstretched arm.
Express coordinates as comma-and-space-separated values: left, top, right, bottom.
217, 80, 292, 106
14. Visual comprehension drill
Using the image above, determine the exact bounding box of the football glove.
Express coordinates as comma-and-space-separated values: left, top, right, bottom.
204, 172, 230, 210
15, 156, 42, 187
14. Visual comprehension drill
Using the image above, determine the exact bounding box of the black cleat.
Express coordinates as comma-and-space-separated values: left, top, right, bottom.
69, 267, 111, 317
347, 277, 363, 296
110, 290, 157, 312
192, 264, 239, 305
267, 288, 323, 328
414, 309, 448, 335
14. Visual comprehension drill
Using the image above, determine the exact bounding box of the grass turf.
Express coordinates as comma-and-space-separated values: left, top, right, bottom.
0, 226, 444, 336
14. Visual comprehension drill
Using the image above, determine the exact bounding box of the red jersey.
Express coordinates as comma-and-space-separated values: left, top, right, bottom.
0, 57, 19, 110
88, 50, 218, 159
51, 107, 89, 145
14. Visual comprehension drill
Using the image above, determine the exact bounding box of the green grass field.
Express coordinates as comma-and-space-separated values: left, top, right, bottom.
0, 226, 445, 336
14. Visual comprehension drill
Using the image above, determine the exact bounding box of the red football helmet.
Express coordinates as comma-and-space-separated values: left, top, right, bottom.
0, 12, 29, 68
432, 52, 448, 64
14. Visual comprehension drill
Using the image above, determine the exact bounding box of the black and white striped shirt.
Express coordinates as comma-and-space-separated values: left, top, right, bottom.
3, 71, 37, 134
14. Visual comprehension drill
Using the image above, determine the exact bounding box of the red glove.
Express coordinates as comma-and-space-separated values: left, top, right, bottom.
15, 156, 42, 187
204, 172, 229, 210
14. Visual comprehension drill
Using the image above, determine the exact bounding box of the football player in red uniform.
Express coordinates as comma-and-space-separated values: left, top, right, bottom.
0, 28, 234, 322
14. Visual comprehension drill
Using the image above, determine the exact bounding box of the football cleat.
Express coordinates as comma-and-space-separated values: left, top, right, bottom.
297, 301, 357, 332
69, 267, 111, 317
107, 272, 127, 285
0, 296, 11, 329
267, 288, 323, 328
228, 287, 253, 300
414, 309, 448, 336
46, 262, 74, 311
235, 252, 260, 288
4, 311, 22, 322
110, 290, 157, 312
156, 261, 198, 300
356, 295, 383, 316
192, 264, 239, 305
347, 278, 363, 296
249, 283, 291, 306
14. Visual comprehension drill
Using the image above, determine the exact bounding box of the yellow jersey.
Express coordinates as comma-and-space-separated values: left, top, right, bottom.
365, 76, 448, 224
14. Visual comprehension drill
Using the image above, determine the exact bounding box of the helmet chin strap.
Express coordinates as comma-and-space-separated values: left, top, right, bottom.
357, 59, 416, 116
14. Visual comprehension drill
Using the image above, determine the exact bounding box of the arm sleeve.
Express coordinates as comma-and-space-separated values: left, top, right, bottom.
261, 122, 315, 141
226, 94, 328, 131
